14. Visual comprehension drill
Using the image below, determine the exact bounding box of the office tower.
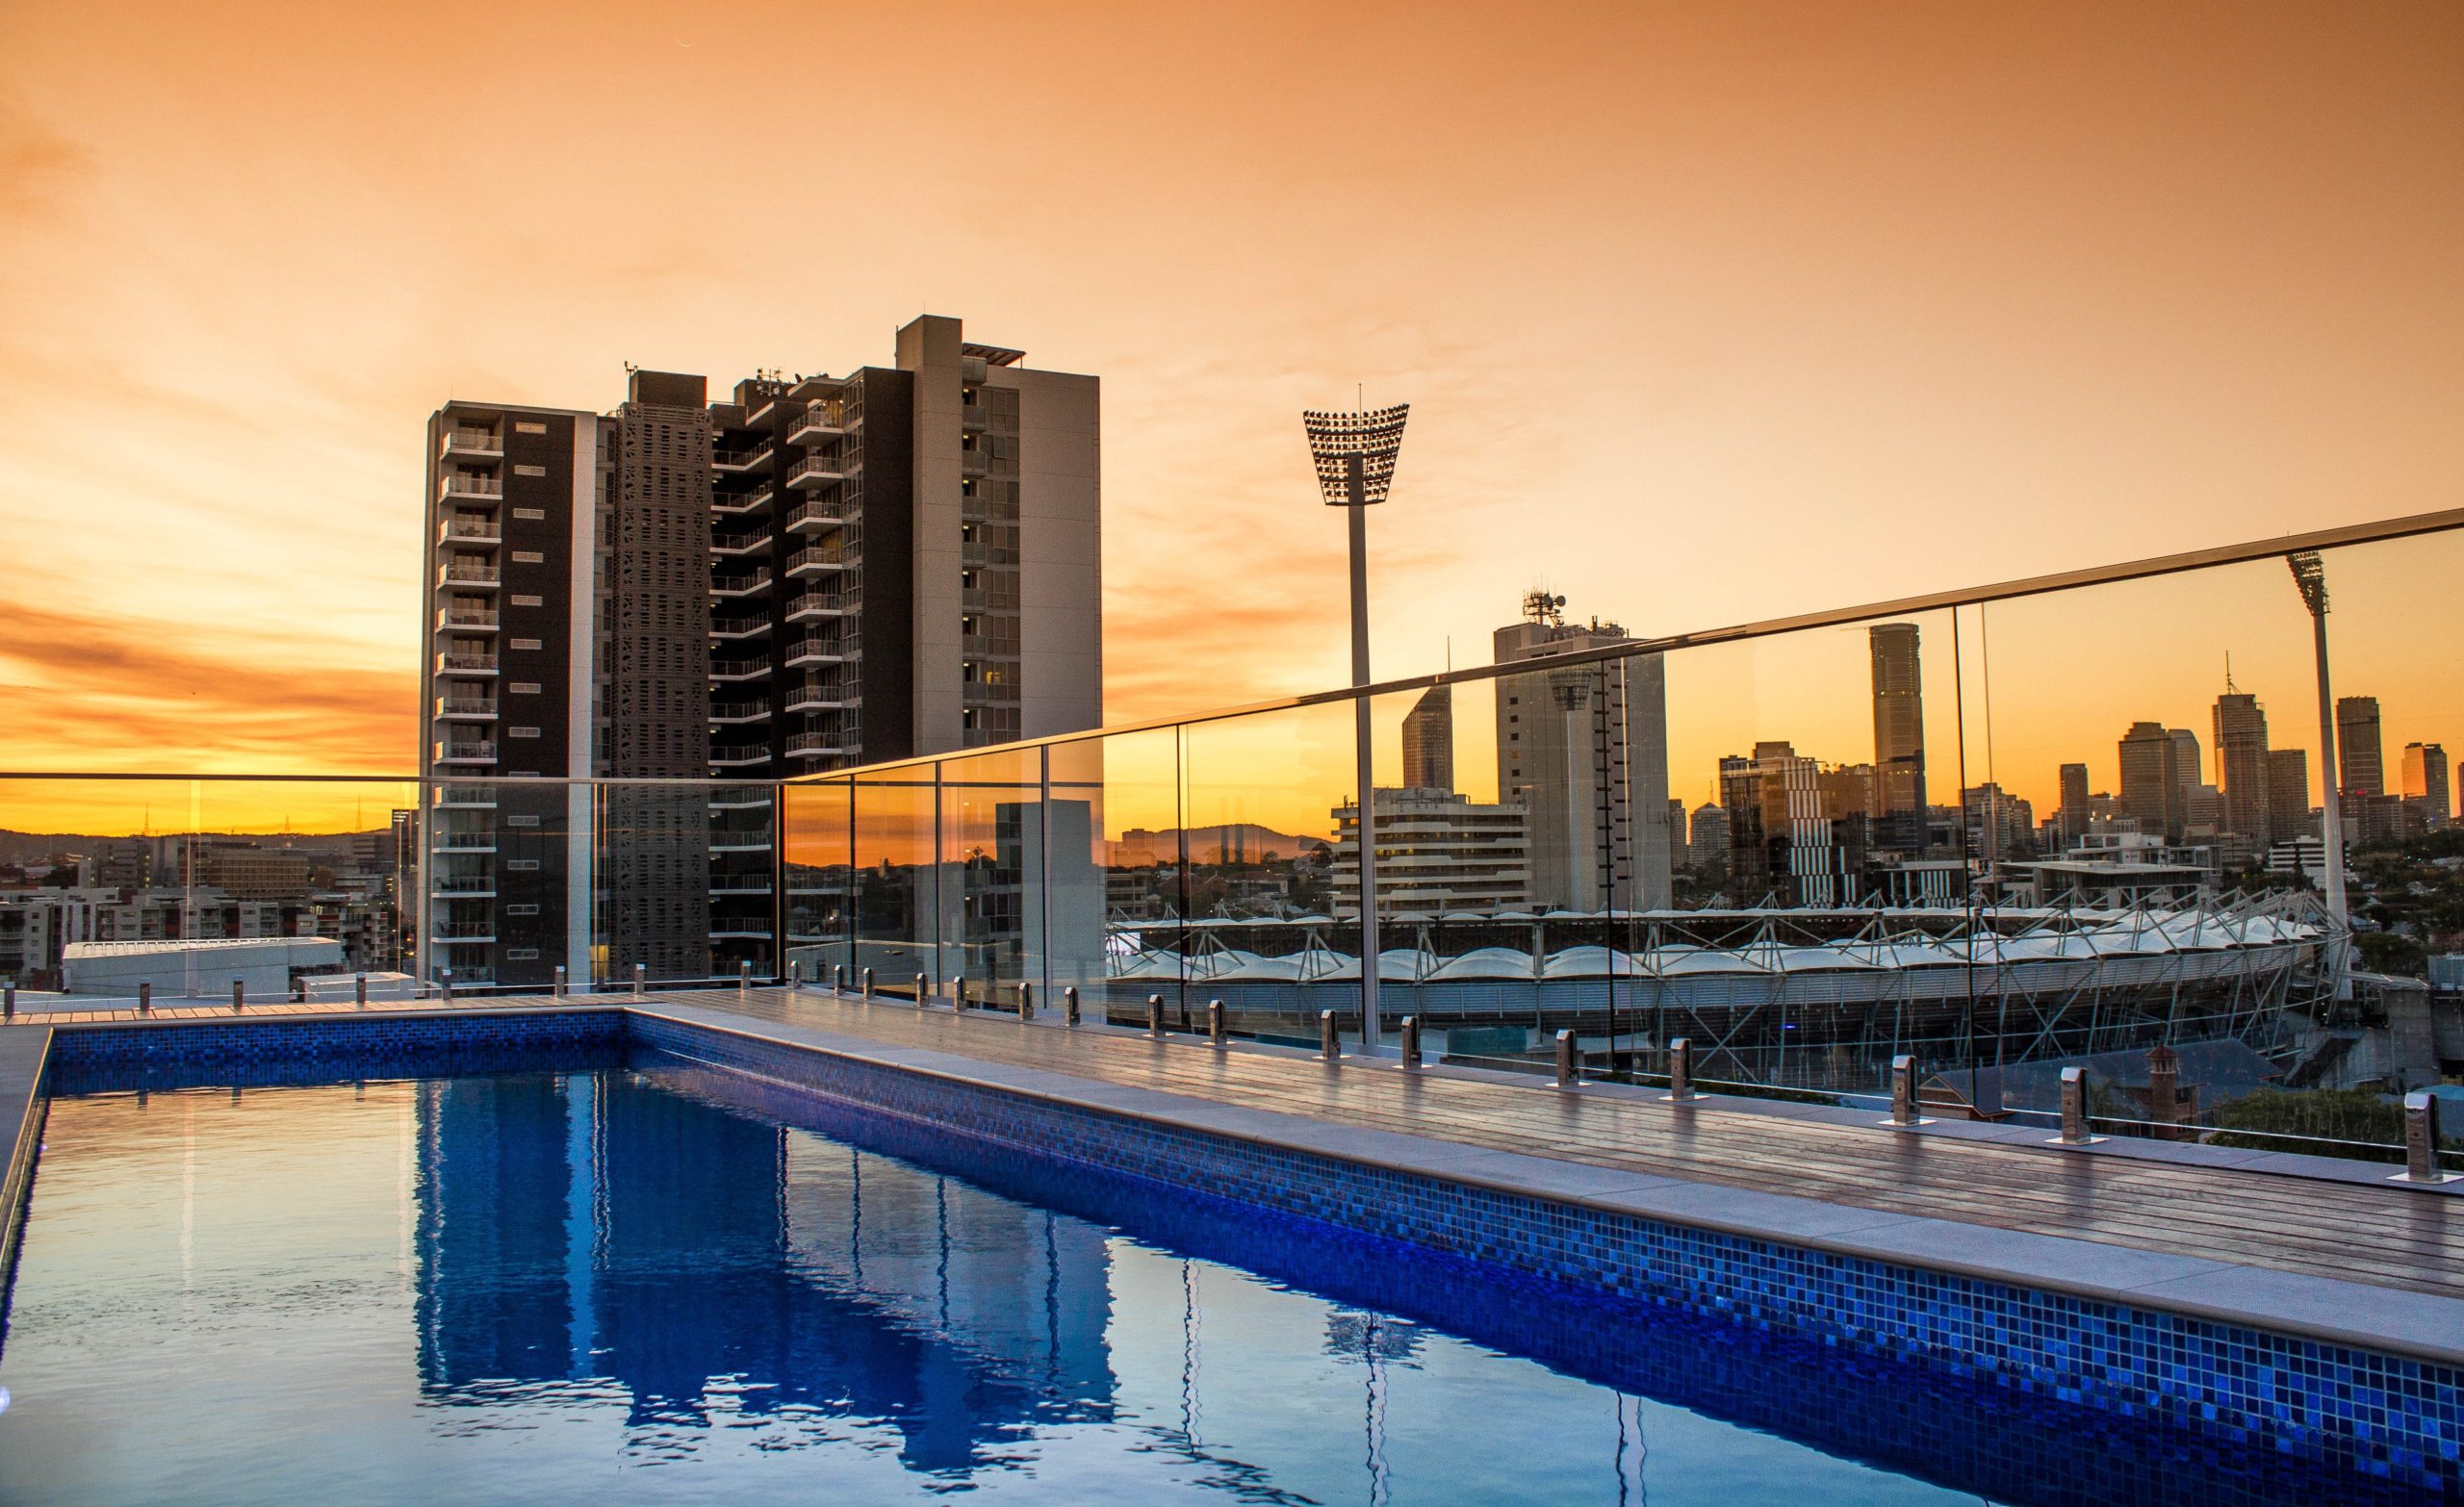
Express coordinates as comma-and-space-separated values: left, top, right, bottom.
1401, 684, 1454, 792
2267, 748, 2313, 844
1867, 623, 1927, 855
418, 315, 1103, 988
1687, 803, 1731, 874
2404, 743, 2451, 828
2118, 722, 2187, 840
1720, 741, 1862, 906
1963, 783, 2035, 863
2212, 689, 2273, 849
2169, 728, 2201, 826
1494, 594, 1672, 911
2337, 696, 2383, 796
2057, 762, 2091, 840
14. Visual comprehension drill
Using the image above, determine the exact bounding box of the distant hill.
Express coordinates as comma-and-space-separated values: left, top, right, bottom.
0, 829, 379, 868
1111, 824, 1330, 867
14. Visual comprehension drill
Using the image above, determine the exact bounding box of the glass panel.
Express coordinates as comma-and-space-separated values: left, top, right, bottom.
1179, 699, 1353, 1044
1048, 728, 1172, 1019
782, 776, 854, 983
706, 780, 781, 980
937, 745, 1044, 1009
851, 761, 938, 999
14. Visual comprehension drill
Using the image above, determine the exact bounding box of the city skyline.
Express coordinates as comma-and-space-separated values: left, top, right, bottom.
4, 4, 2462, 820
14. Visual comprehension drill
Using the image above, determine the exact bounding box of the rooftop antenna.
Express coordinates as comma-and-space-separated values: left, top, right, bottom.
2225, 651, 2239, 695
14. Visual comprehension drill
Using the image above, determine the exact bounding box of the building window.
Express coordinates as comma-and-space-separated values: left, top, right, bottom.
510, 638, 542, 651
505, 948, 540, 961
505, 905, 540, 916
505, 859, 541, 872
511, 550, 544, 564
514, 421, 548, 435
510, 594, 543, 607
506, 814, 540, 827
509, 682, 541, 695
512, 507, 546, 521
514, 464, 547, 477
508, 727, 541, 739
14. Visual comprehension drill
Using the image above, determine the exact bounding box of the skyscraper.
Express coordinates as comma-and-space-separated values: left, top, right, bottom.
417, 315, 1102, 988
1722, 741, 1862, 906
2057, 762, 2091, 840
1401, 685, 1453, 791
2118, 721, 2188, 840
2403, 743, 2451, 828
2212, 688, 2272, 849
1493, 595, 1673, 911
2337, 696, 2384, 796
2267, 748, 2313, 843
1868, 623, 1927, 855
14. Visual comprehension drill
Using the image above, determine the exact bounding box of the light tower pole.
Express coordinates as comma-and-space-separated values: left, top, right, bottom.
2287, 550, 2351, 1000
1305, 403, 1409, 1050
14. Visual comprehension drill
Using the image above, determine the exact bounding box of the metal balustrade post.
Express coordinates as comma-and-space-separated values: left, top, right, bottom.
552, 964, 566, 1000
913, 972, 928, 1007
1146, 993, 1165, 1037
356, 973, 369, 1009
787, 960, 801, 990
1017, 983, 1034, 1021
1555, 1029, 1578, 1087
739, 959, 752, 997
137, 982, 151, 1017
953, 973, 966, 1010
1886, 1054, 1932, 1127
2052, 1065, 2104, 1145
232, 978, 245, 1014
4, 983, 13, 1021
1321, 1009, 1340, 1061
2399, 1091, 2452, 1184
1207, 998, 1226, 1047
1064, 985, 1080, 1026
861, 966, 875, 1000
1665, 1037, 1695, 1102
833, 962, 846, 994
441, 970, 453, 1005
631, 963, 645, 999
1399, 1014, 1421, 1069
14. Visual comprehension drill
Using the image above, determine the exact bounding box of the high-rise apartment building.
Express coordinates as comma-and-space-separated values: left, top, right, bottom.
2266, 748, 2313, 844
2211, 688, 2272, 850
2337, 696, 2384, 796
1721, 741, 1864, 906
1493, 595, 1672, 911
417, 316, 1101, 989
1400, 685, 1453, 791
1331, 788, 1529, 915
2403, 743, 2451, 828
1867, 623, 1927, 855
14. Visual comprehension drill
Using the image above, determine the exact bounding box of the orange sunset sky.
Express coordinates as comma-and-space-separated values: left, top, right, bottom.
2, 1, 2458, 839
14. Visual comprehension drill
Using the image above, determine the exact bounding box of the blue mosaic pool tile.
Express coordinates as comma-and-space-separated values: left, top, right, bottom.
625, 1012, 2464, 1495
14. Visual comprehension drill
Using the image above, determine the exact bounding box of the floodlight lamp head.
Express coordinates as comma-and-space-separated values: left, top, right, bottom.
1302, 403, 1409, 506
2286, 550, 2328, 615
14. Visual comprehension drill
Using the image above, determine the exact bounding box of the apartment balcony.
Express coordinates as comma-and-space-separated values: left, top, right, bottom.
426, 881, 497, 900
961, 404, 988, 433
439, 475, 503, 505
783, 500, 850, 536
783, 590, 849, 625
709, 835, 774, 855
788, 453, 858, 490
708, 790, 774, 811
711, 528, 773, 557
708, 615, 773, 642
709, 571, 773, 600
434, 785, 498, 809
437, 606, 499, 634
709, 701, 772, 726
708, 657, 771, 683
712, 485, 775, 518
439, 429, 502, 462
960, 448, 989, 478
786, 731, 850, 760
429, 835, 499, 856
711, 446, 773, 474
785, 546, 852, 580
439, 562, 500, 591
784, 636, 851, 669
429, 926, 498, 945
784, 680, 857, 714
435, 651, 499, 677
434, 740, 497, 765
709, 878, 776, 897
710, 745, 773, 769
787, 400, 851, 444
434, 696, 498, 723
438, 519, 501, 548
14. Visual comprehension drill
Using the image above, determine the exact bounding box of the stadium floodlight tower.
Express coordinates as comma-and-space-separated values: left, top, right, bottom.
1305, 401, 1409, 1051
2287, 550, 2351, 998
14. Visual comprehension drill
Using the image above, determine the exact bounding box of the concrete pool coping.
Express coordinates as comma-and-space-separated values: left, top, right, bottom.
5, 997, 2460, 1371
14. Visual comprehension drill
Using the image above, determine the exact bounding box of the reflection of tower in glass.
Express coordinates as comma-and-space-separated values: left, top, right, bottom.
1867, 623, 1927, 856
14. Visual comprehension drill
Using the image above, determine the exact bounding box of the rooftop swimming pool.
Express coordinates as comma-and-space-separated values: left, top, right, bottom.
0, 1046, 2434, 1504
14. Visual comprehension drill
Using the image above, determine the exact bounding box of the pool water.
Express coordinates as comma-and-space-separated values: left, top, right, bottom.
0, 1060, 2421, 1505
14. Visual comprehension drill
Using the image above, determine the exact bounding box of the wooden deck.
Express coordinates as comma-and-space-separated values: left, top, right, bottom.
15, 985, 2459, 1303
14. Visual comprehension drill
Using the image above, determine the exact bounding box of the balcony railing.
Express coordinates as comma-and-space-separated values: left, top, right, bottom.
435, 698, 498, 720
440, 430, 501, 459
434, 741, 497, 763
439, 476, 502, 503
711, 446, 773, 473
439, 564, 501, 588
439, 519, 501, 546
784, 591, 848, 623
709, 657, 771, 682
785, 731, 849, 758
710, 745, 773, 768
784, 500, 851, 534
784, 636, 851, 666
785, 680, 857, 713
710, 572, 773, 599
710, 702, 772, 725
712, 486, 775, 517
709, 615, 773, 640
711, 529, 773, 556
788, 454, 858, 490
437, 608, 500, 632
788, 398, 860, 443
436, 651, 499, 676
